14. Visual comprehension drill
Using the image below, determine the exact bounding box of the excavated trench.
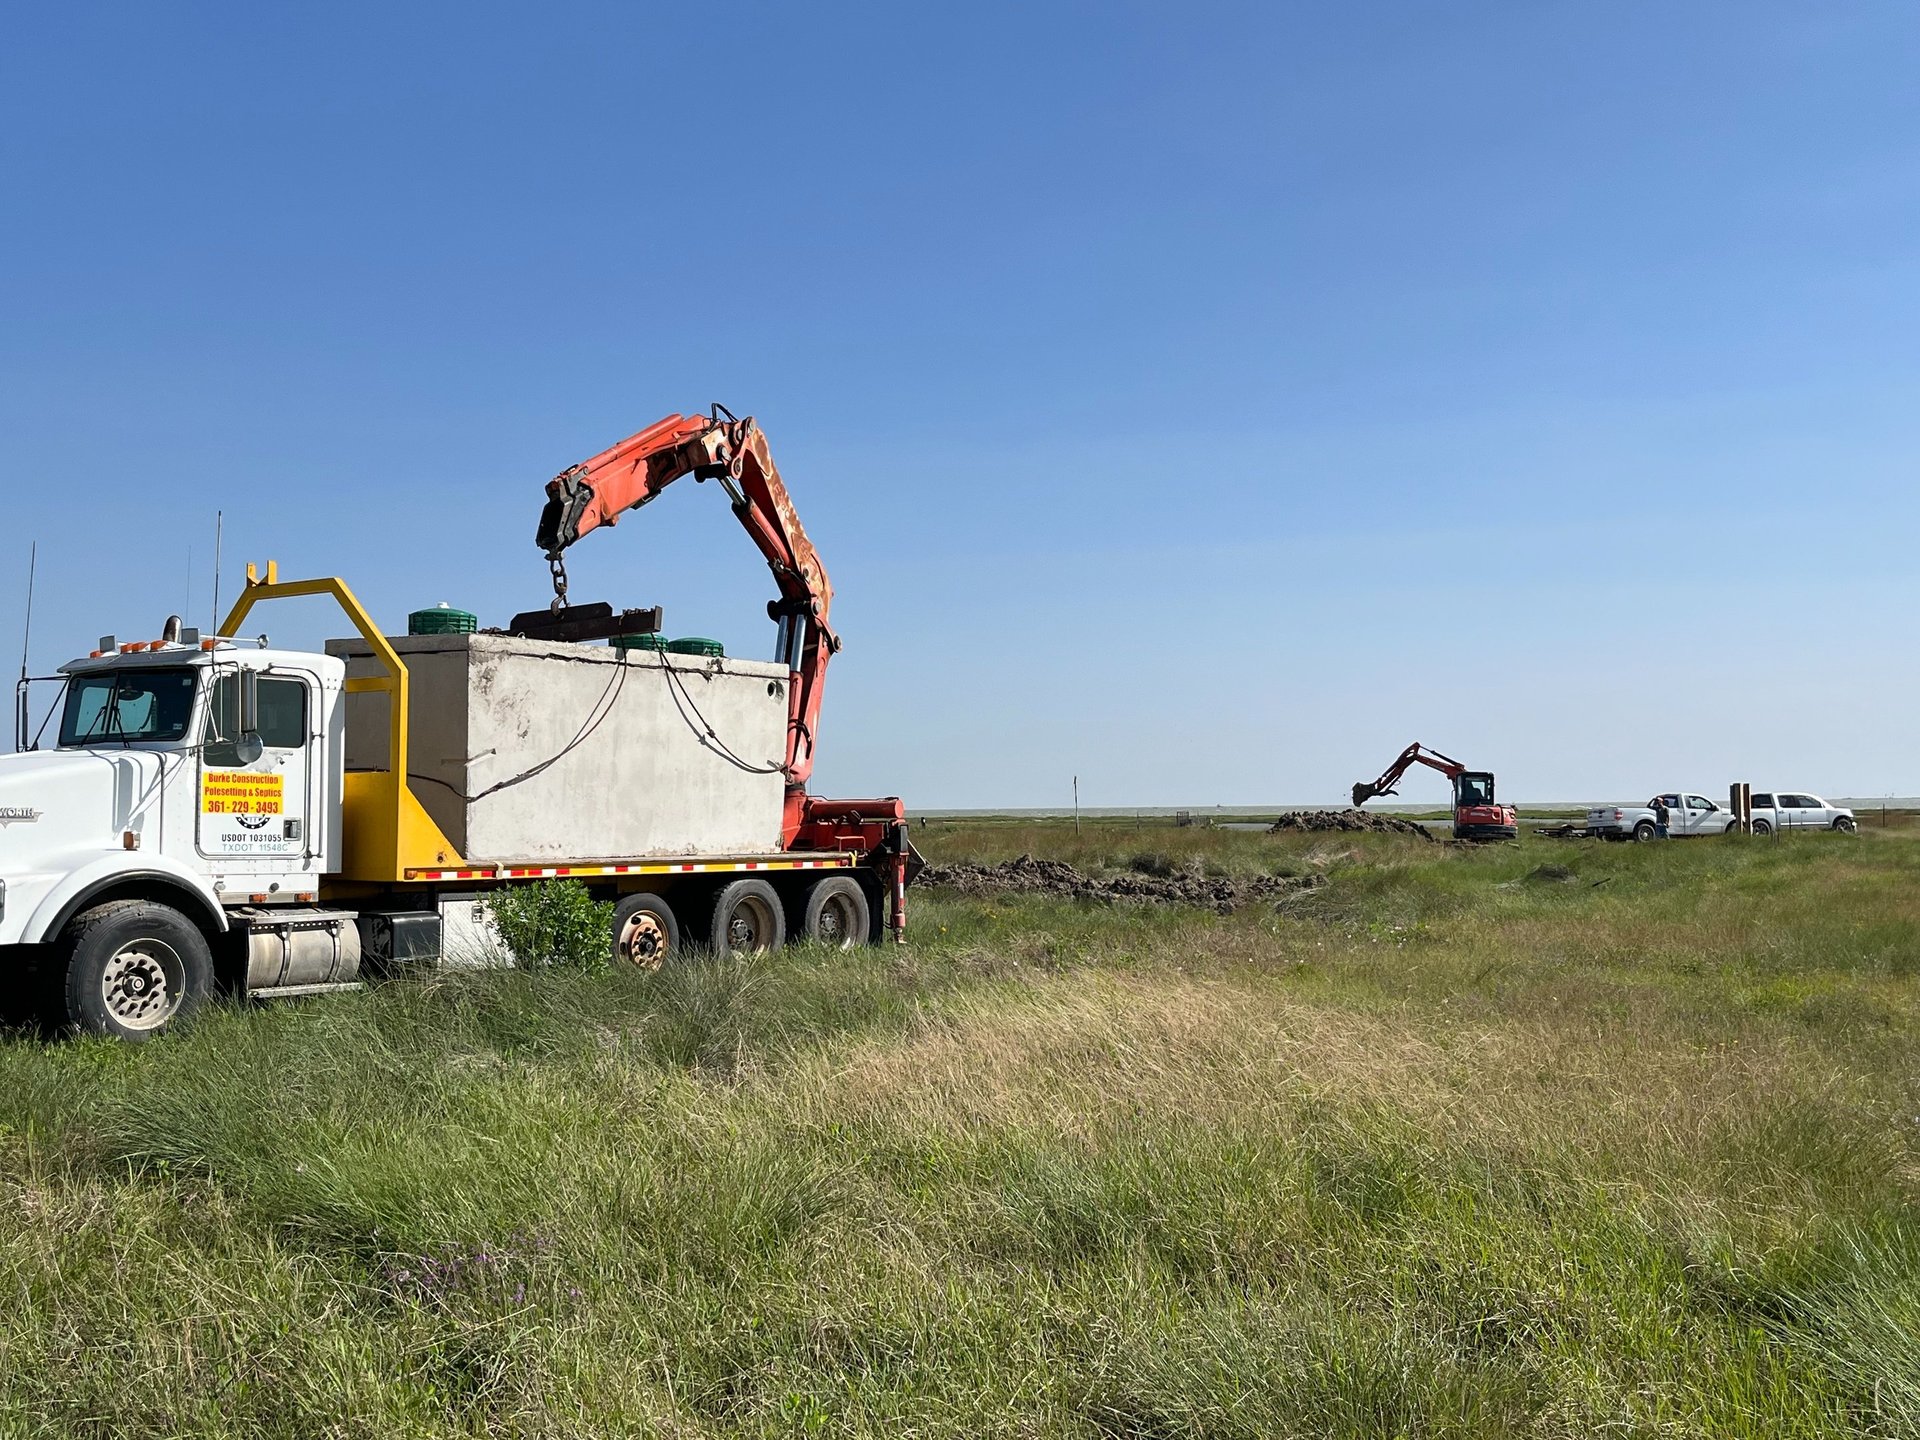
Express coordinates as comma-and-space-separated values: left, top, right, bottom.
917, 855, 1323, 914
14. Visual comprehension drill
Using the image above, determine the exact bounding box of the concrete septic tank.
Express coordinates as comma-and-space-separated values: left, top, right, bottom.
325, 633, 790, 862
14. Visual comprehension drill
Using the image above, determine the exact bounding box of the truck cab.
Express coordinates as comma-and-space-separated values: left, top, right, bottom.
3, 638, 344, 945
0, 632, 352, 1037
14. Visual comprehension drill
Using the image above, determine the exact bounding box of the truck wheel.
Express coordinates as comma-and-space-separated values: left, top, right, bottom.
61, 901, 212, 1041
1833, 816, 1858, 834
797, 876, 870, 950
1633, 821, 1656, 842
708, 880, 785, 956
612, 893, 680, 971
1752, 819, 1772, 836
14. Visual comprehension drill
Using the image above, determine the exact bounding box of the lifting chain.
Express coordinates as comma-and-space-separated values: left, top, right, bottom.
547, 552, 570, 614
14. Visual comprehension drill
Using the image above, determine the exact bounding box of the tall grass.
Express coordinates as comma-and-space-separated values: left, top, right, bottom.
0, 824, 1913, 1435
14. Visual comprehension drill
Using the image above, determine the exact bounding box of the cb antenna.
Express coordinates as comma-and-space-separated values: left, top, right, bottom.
16, 542, 37, 753
210, 510, 223, 633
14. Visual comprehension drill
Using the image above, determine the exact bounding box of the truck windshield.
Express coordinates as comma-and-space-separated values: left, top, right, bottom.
59, 669, 200, 747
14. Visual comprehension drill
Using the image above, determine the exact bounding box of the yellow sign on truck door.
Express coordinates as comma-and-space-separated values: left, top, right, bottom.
201, 772, 284, 816
200, 770, 295, 855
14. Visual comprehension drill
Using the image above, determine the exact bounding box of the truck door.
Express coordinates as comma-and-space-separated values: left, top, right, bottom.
1682, 795, 1716, 834
199, 670, 316, 875
1778, 794, 1820, 831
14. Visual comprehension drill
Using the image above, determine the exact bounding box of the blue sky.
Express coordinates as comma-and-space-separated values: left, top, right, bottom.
2, 3, 1916, 807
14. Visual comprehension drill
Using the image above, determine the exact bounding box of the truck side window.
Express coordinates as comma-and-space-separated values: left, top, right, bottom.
204, 675, 309, 764
256, 680, 308, 748
1752, 793, 1774, 808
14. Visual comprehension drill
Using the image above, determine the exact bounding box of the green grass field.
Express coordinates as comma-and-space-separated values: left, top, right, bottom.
1, 822, 1916, 1437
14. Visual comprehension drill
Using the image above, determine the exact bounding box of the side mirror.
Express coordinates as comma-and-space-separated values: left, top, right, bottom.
236, 670, 264, 765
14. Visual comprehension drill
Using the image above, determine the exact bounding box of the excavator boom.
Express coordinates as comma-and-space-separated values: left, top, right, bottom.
1351, 742, 1465, 808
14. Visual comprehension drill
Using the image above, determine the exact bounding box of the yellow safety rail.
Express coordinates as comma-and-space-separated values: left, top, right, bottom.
221, 563, 466, 883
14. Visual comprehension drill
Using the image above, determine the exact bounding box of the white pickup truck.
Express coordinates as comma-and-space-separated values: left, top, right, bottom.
1749, 792, 1857, 834
1586, 793, 1739, 841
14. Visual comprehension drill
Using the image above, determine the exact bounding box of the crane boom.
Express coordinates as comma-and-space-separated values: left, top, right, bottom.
535, 405, 841, 837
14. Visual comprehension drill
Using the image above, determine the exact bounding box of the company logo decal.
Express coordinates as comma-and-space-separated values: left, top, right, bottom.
0, 807, 41, 823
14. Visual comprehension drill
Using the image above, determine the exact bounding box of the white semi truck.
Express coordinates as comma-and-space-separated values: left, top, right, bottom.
0, 409, 917, 1039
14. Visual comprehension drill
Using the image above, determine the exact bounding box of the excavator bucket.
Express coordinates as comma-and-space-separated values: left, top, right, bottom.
1352, 782, 1380, 808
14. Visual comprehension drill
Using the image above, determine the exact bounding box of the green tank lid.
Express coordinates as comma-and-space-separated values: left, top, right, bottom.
666, 637, 725, 657
409, 603, 477, 636
610, 633, 670, 652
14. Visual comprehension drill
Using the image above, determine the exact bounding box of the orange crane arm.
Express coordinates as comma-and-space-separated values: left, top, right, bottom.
535, 405, 839, 809
1351, 742, 1466, 808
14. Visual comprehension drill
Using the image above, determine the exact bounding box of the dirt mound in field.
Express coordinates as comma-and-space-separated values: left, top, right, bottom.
1268, 809, 1434, 840
918, 855, 1323, 914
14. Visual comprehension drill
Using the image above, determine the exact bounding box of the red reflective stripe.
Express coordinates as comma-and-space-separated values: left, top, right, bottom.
408, 853, 859, 882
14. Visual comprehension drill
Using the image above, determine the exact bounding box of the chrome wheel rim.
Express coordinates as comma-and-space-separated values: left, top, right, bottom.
101, 939, 182, 1031
617, 910, 670, 971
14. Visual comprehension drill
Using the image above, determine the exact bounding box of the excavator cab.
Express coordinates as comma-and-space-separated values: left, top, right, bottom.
1454, 772, 1496, 808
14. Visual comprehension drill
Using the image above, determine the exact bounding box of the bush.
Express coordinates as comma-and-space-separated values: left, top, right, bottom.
486, 881, 613, 973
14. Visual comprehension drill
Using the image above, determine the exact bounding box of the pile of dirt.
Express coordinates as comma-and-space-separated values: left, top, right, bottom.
1268, 809, 1435, 841
918, 855, 1322, 915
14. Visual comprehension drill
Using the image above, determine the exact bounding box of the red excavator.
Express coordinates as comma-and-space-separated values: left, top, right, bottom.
1352, 743, 1517, 841
531, 404, 919, 924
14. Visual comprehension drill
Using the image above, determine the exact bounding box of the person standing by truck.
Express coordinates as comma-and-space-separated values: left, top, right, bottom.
1652, 795, 1671, 839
